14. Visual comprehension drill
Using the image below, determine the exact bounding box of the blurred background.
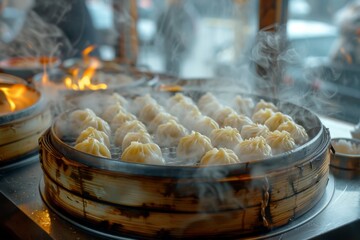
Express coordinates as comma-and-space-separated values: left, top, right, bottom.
0, 0, 359, 123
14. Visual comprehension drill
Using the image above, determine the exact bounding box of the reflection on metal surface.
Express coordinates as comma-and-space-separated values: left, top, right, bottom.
30, 209, 51, 233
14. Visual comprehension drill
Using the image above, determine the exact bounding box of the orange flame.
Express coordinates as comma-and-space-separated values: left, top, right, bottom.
0, 84, 27, 111
64, 45, 107, 91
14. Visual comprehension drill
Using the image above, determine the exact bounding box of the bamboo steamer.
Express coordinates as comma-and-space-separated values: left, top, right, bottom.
0, 83, 51, 165
39, 96, 331, 238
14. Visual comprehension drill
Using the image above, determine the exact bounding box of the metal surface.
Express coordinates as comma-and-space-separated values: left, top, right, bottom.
0, 155, 359, 239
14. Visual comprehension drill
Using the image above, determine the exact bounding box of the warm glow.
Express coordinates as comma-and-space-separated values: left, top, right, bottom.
82, 45, 96, 60
0, 84, 27, 111
64, 45, 107, 91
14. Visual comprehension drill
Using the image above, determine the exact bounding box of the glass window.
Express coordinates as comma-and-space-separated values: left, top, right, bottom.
286, 0, 359, 124
137, 0, 259, 78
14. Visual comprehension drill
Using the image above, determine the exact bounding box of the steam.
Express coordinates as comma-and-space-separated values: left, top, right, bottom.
0, 10, 72, 59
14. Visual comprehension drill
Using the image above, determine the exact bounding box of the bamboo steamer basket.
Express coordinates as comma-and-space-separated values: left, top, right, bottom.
0, 82, 51, 165
39, 97, 331, 239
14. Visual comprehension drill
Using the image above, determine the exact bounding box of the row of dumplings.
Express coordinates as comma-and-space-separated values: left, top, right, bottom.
64, 92, 309, 166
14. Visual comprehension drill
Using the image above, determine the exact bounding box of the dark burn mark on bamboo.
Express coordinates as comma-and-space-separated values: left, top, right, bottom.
142, 203, 175, 211
79, 169, 93, 181
296, 165, 304, 176
69, 171, 79, 180
118, 207, 150, 219
99, 220, 123, 231
288, 175, 297, 195
156, 228, 171, 239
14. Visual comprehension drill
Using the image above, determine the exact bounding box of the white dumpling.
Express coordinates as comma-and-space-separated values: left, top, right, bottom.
83, 116, 111, 136
182, 108, 202, 128
101, 103, 127, 123
266, 130, 296, 155
197, 92, 218, 110
107, 93, 128, 108
241, 123, 270, 139
213, 106, 237, 127
199, 101, 222, 118
154, 120, 188, 147
76, 126, 110, 147
114, 120, 147, 147
68, 108, 97, 131
167, 93, 193, 108
168, 99, 199, 118
264, 112, 293, 131
253, 99, 278, 113
277, 121, 309, 144
132, 94, 157, 114
210, 127, 243, 150
234, 136, 272, 161
223, 113, 253, 131
121, 130, 153, 149
121, 142, 165, 165
200, 148, 241, 166
177, 131, 213, 162
138, 103, 164, 124
192, 116, 219, 137
110, 111, 137, 130
148, 112, 178, 133
75, 137, 111, 158
252, 108, 275, 124
233, 95, 254, 116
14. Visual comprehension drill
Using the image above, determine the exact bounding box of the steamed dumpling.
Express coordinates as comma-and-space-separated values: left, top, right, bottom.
200, 148, 241, 166
197, 92, 218, 110
155, 120, 188, 147
76, 126, 110, 147
177, 131, 213, 162
121, 142, 164, 165
101, 103, 127, 123
210, 127, 243, 150
138, 103, 164, 124
252, 108, 275, 124
83, 116, 111, 136
169, 100, 199, 117
110, 111, 137, 130
234, 136, 272, 161
182, 108, 202, 128
148, 112, 178, 133
168, 93, 193, 108
253, 99, 278, 113
264, 112, 293, 131
132, 94, 157, 114
74, 137, 111, 158
223, 113, 253, 131
107, 93, 128, 108
233, 95, 254, 116
69, 108, 97, 131
114, 120, 147, 146
121, 130, 153, 149
241, 123, 270, 139
192, 116, 219, 137
266, 130, 296, 154
199, 101, 222, 118
213, 106, 237, 127
277, 121, 309, 144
